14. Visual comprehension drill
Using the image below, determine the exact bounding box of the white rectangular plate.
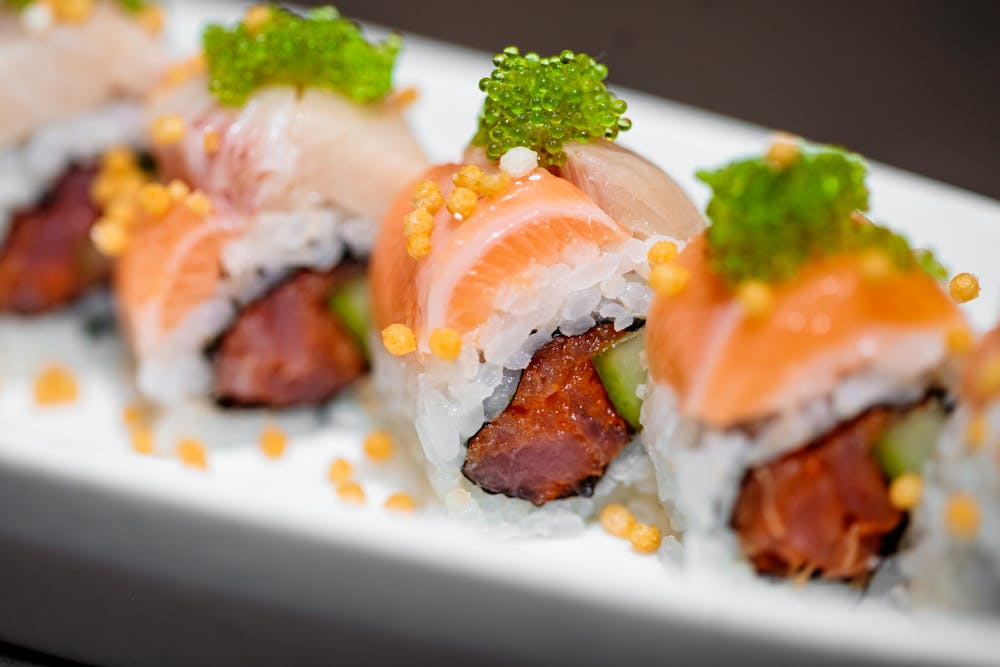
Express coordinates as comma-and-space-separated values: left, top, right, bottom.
1, 2, 999, 665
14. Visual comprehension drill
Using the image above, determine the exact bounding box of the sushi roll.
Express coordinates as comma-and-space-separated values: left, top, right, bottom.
639, 137, 970, 580
369, 47, 704, 529
0, 0, 165, 313
903, 318, 998, 613
107, 6, 427, 406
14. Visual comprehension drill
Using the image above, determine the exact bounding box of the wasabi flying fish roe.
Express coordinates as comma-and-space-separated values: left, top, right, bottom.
203, 5, 401, 107
472, 46, 631, 167
698, 140, 946, 285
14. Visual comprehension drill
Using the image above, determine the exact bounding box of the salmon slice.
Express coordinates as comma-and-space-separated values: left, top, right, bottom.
646, 235, 966, 427
147, 76, 428, 223
0, 3, 165, 146
115, 202, 242, 355
370, 166, 630, 337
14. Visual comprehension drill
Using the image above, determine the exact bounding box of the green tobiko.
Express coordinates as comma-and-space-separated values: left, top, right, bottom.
471, 46, 631, 167
698, 140, 945, 285
202, 5, 401, 107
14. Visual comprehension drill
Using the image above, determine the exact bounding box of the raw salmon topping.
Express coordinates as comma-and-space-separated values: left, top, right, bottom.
370, 165, 629, 339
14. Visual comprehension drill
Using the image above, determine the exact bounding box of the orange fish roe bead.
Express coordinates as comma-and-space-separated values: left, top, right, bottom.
648, 263, 690, 297
453, 164, 485, 191
627, 523, 662, 554
403, 208, 434, 238
888, 473, 924, 511
965, 413, 988, 451
243, 4, 273, 35
413, 181, 444, 214
122, 403, 146, 427
406, 233, 432, 260
151, 115, 187, 146
860, 248, 893, 281
52, 0, 94, 24
137, 4, 165, 34
946, 326, 974, 355
101, 146, 137, 174
765, 132, 801, 169
336, 481, 366, 505
429, 327, 462, 361
90, 219, 128, 257
136, 183, 172, 218
950, 272, 980, 303
647, 240, 679, 266
446, 186, 478, 220
327, 458, 353, 484
259, 424, 288, 459
600, 503, 636, 538
945, 492, 981, 540
477, 172, 512, 197
381, 323, 417, 356
176, 438, 208, 470
34, 364, 78, 406
167, 179, 191, 201
185, 191, 213, 217
203, 129, 221, 155
384, 492, 416, 513
364, 430, 395, 462
736, 280, 774, 318
975, 357, 1000, 399
130, 427, 155, 456
162, 55, 207, 89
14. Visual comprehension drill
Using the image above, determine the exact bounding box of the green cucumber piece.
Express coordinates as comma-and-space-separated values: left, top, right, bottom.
329, 277, 371, 357
592, 329, 646, 431
873, 402, 947, 478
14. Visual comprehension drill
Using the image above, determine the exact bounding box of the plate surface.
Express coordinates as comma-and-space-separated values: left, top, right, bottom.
1, 2, 999, 666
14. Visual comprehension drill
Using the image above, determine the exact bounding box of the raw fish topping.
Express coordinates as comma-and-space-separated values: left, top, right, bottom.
203, 5, 401, 107
471, 46, 631, 167
698, 139, 945, 286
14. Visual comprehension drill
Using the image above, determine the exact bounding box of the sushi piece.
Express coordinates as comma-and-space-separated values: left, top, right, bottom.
902, 317, 998, 613
639, 137, 969, 580
369, 47, 703, 527
109, 6, 427, 405
0, 0, 166, 313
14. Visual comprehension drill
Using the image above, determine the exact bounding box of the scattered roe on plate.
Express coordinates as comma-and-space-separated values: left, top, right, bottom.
176, 438, 208, 471
33, 364, 78, 406
337, 480, 366, 504
698, 139, 947, 286
202, 5, 401, 107
259, 423, 288, 459
363, 430, 394, 462
328, 457, 353, 484
384, 492, 416, 513
471, 46, 631, 166
130, 427, 155, 456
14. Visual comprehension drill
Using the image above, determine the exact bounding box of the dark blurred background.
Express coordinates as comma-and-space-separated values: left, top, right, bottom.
320, 0, 1000, 199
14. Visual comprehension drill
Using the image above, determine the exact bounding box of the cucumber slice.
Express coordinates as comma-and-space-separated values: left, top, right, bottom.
873, 402, 947, 479
592, 329, 646, 431
328, 277, 371, 357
